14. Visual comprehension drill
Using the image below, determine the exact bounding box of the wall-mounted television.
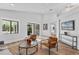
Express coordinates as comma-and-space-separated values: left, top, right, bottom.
61, 20, 75, 30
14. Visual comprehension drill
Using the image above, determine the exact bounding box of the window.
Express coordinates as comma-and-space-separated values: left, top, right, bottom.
2, 19, 19, 34
2, 20, 10, 33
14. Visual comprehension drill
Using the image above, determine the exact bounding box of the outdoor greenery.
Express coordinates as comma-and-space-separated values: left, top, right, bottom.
27, 24, 32, 35
2, 20, 18, 34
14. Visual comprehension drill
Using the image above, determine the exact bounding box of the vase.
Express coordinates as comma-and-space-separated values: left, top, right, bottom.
27, 39, 31, 45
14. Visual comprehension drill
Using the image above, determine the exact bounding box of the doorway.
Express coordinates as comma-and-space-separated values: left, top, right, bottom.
50, 23, 57, 35
27, 23, 40, 35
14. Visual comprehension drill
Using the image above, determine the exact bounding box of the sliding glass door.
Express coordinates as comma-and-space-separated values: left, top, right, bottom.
27, 23, 40, 35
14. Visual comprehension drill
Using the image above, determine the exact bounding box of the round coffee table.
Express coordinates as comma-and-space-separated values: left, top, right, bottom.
19, 40, 38, 55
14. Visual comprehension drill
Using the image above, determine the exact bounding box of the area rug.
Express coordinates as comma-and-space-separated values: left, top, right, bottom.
8, 42, 57, 55
8, 41, 79, 55
0, 49, 12, 55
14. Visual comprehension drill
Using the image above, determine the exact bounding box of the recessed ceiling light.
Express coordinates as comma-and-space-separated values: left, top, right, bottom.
49, 9, 53, 11
10, 3, 15, 7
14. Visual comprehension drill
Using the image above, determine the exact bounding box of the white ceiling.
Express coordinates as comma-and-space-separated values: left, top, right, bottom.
0, 3, 78, 14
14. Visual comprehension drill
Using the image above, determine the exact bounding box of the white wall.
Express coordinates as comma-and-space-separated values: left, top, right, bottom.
40, 13, 59, 38
59, 10, 79, 49
42, 8, 79, 49
0, 9, 42, 44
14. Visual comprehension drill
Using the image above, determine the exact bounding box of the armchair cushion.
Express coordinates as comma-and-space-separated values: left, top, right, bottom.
42, 36, 57, 48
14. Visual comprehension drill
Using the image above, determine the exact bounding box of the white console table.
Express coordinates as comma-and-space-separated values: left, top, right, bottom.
61, 34, 77, 49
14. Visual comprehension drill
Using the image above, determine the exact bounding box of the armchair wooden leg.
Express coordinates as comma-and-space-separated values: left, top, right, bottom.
57, 43, 58, 51
40, 42, 42, 49
57, 47, 58, 51
36, 44, 38, 51
19, 47, 21, 55
49, 47, 50, 55
55, 42, 58, 51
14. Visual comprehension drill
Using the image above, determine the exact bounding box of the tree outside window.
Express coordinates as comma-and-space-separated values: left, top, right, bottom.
2, 19, 19, 34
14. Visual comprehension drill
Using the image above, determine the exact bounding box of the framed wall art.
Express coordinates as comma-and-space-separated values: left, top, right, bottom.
61, 20, 75, 30
43, 24, 48, 30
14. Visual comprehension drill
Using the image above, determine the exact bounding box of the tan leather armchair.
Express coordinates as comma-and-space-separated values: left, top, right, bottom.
30, 34, 37, 41
41, 36, 58, 55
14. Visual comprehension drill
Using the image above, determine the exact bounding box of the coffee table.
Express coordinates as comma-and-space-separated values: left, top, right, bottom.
19, 40, 38, 55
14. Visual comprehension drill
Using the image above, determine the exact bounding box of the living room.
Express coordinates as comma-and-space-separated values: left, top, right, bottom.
0, 3, 79, 55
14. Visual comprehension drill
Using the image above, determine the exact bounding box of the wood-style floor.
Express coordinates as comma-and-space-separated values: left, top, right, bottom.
7, 41, 79, 55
